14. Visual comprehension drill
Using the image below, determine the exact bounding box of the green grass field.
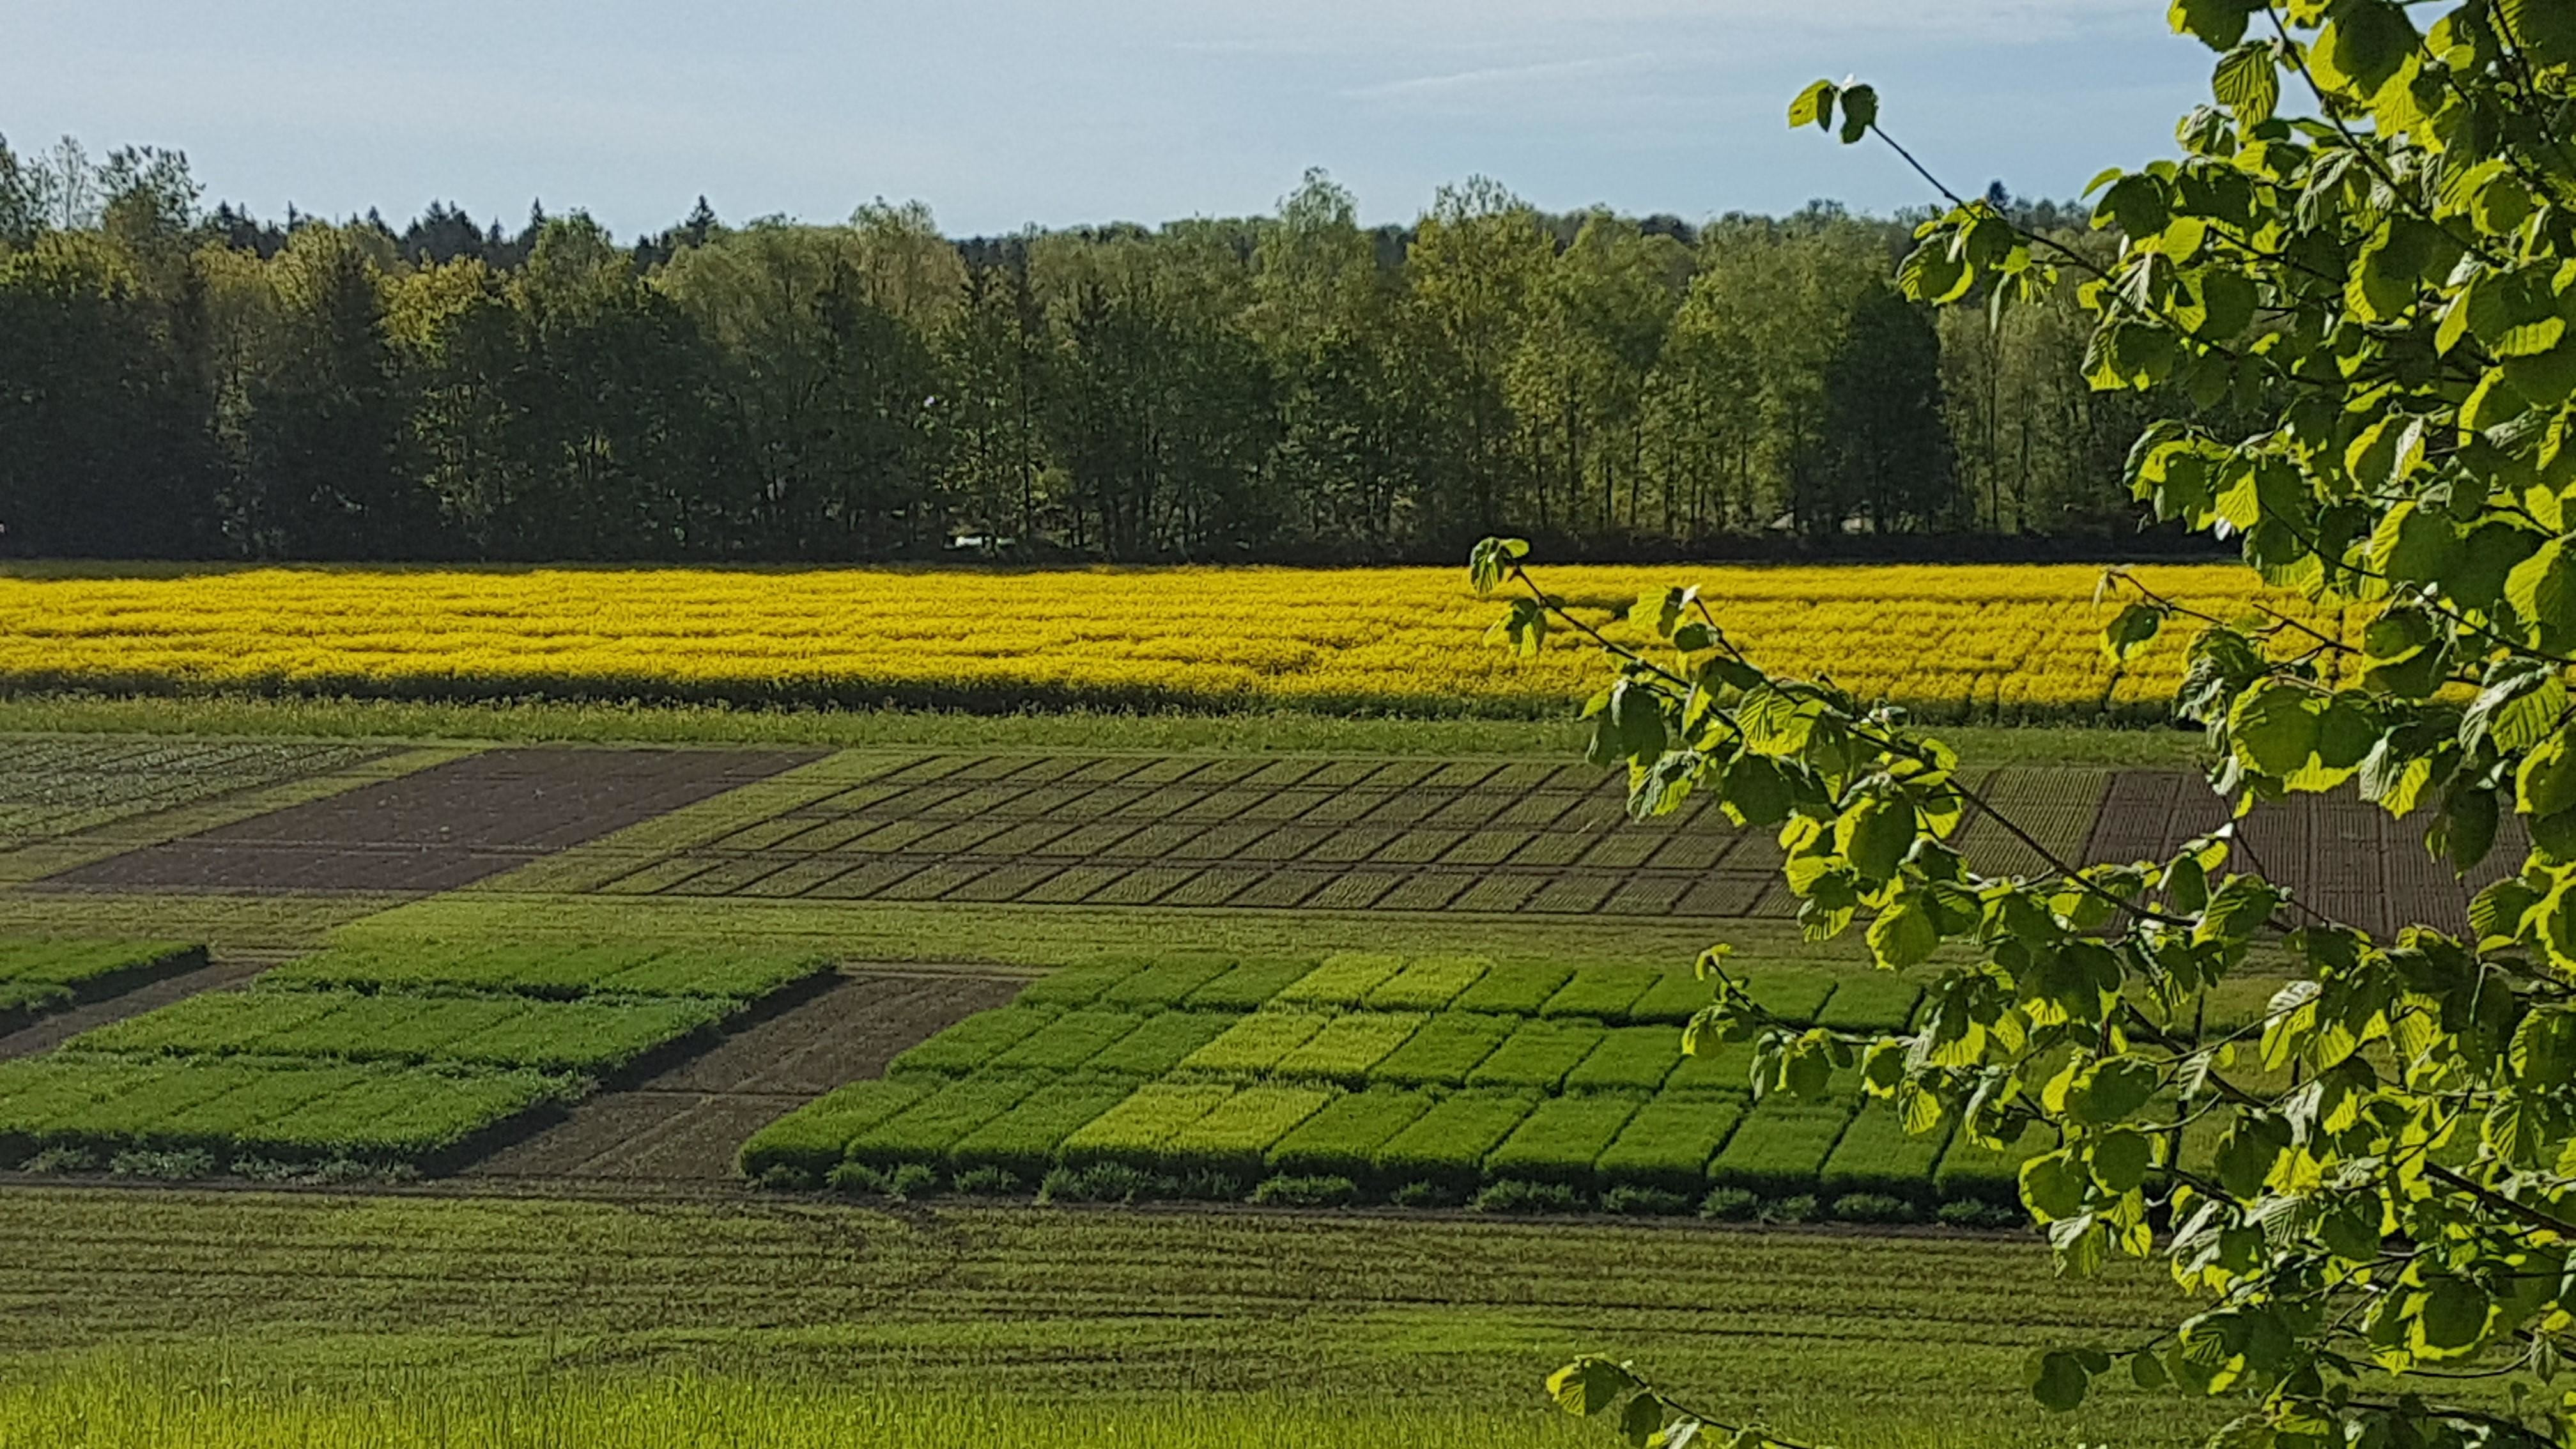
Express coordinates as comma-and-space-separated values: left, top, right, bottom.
0, 1187, 2216, 1448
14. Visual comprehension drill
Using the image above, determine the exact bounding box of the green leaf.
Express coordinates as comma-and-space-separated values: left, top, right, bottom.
2416, 1278, 2494, 1354
1840, 795, 1918, 884
2102, 603, 2164, 663
1867, 901, 1940, 970
2518, 726, 2576, 817
2020, 1151, 2088, 1220
2024, 1349, 2093, 1413
2169, 0, 2253, 50
2497, 0, 2576, 66
2470, 877, 2540, 946
1787, 79, 1838, 132
1467, 537, 1530, 595
1549, 1358, 1642, 1417
2198, 875, 2287, 943
2089, 1129, 2152, 1193
2229, 681, 2322, 777
2505, 539, 2576, 654
1835, 83, 1878, 145
2211, 43, 2279, 123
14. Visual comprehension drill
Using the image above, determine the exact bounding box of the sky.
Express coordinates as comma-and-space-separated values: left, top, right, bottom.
3, 0, 2215, 238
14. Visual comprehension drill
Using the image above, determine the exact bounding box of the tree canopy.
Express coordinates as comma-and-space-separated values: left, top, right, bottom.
1517, 3, 2576, 1445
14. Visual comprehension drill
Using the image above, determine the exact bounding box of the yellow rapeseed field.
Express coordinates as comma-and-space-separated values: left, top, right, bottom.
0, 564, 2333, 721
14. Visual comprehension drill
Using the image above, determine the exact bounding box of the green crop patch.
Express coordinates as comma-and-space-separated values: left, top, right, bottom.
1362, 956, 1490, 1011
1623, 967, 1715, 1025
1179, 959, 1312, 1011
739, 1078, 932, 1178
1161, 1083, 1338, 1178
1370, 1011, 1515, 1085
1079, 1011, 1237, 1075
1010, 960, 1148, 1008
1178, 1009, 1332, 1076
1265, 1085, 1435, 1179
886, 1004, 1060, 1077
847, 1073, 1046, 1170
1819, 1102, 1952, 1206
1483, 1090, 1643, 1190
989, 1009, 1148, 1073
0, 940, 208, 1031
248, 1067, 575, 1163
1538, 965, 1658, 1021
435, 997, 734, 1076
65, 990, 343, 1057
1812, 974, 1924, 1032
946, 1078, 1138, 1178
248, 993, 527, 1061
73, 990, 731, 1078
1058, 1081, 1237, 1169
1708, 1099, 1856, 1196
1464, 1019, 1605, 1090
1098, 956, 1238, 1009
1276, 953, 1404, 1007
1739, 968, 1838, 1023
1561, 1025, 1682, 1093
1662, 1037, 1758, 1094
262, 942, 827, 1002
1594, 1091, 1746, 1193
1271, 1011, 1427, 1084
1372, 1090, 1536, 1193
1447, 962, 1573, 1015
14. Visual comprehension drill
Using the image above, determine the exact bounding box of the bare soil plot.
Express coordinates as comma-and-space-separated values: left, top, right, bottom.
465, 970, 1025, 1182
38, 748, 822, 894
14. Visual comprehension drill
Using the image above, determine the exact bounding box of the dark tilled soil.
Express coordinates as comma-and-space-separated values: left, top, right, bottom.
36, 748, 822, 894
464, 971, 1026, 1182
0, 951, 279, 1061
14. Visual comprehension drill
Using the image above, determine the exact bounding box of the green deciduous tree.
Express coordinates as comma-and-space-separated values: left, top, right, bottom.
1522, 5, 2576, 1445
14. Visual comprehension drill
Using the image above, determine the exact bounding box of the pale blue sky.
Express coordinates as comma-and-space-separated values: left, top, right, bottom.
5, 0, 2210, 237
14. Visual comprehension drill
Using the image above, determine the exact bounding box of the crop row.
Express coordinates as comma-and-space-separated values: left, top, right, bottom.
0, 1054, 578, 1169
742, 1070, 2050, 1212
260, 943, 832, 1002
1010, 952, 1914, 1032
64, 988, 736, 1077
0, 939, 208, 1032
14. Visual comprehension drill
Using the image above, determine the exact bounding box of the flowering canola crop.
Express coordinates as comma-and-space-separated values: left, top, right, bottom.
0, 564, 2332, 722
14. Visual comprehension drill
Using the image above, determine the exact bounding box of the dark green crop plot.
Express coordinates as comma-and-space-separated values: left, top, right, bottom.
1179, 959, 1311, 1011
739, 1078, 934, 1177
1010, 960, 1147, 1008
1058, 1081, 1236, 1169
248, 993, 525, 1061
1464, 1018, 1605, 1090
1662, 1037, 1758, 1094
25, 1059, 270, 1147
263, 942, 828, 1002
1369, 1011, 1516, 1086
0, 940, 208, 1031
1275, 953, 1404, 1008
1739, 968, 1838, 1023
249, 1068, 574, 1163
1447, 962, 1573, 1015
65, 990, 345, 1057
438, 997, 734, 1075
1622, 967, 1716, 1025
1099, 956, 1238, 1009
847, 1073, 1045, 1169
1265, 1085, 1435, 1179
1161, 1082, 1338, 1178
1363, 956, 1490, 1011
1538, 965, 1658, 1021
947, 1078, 1138, 1177
885, 1004, 1058, 1077
1594, 1091, 1746, 1193
989, 1009, 1146, 1073
78, 990, 730, 1077
1270, 1011, 1426, 1084
1560, 1025, 1682, 1092
1812, 974, 1925, 1032
1820, 1102, 1953, 1207
1078, 1010, 1235, 1075
156, 1063, 379, 1144
1483, 1090, 1644, 1190
1372, 1090, 1537, 1192
1708, 1099, 1856, 1196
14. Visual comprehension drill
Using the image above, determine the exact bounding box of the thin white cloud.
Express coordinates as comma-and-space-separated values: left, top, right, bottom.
1347, 51, 1671, 102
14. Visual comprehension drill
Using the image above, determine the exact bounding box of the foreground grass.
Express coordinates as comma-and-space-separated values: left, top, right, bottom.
0, 693, 2209, 767
0, 1187, 2214, 1446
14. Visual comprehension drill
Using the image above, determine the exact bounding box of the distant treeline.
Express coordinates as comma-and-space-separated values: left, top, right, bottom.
0, 135, 2221, 564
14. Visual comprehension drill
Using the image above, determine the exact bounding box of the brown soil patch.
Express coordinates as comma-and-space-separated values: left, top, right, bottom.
463, 970, 1026, 1183
38, 748, 822, 894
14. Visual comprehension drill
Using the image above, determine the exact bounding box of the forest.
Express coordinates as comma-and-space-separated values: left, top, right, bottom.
0, 135, 2191, 564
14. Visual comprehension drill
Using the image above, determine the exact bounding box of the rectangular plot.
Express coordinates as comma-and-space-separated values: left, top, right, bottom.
1442, 831, 1535, 867
1373, 1090, 1535, 1193
1182, 960, 1313, 1011
1596, 1092, 1747, 1193
1277, 954, 1405, 1006
1708, 1100, 1855, 1197
1013, 865, 1130, 903
1061, 786, 1150, 818
1364, 956, 1490, 1011
1161, 825, 1277, 861
1304, 826, 1402, 862
743, 1079, 938, 1177
1449, 875, 1545, 913
1176, 758, 1266, 787
1178, 1009, 1332, 1075
1110, 788, 1210, 821
1576, 834, 1663, 870
1081, 868, 1199, 905
1624, 969, 1714, 1026
1742, 968, 1839, 1023
1162, 1083, 1338, 1178
1110, 824, 1208, 858
1026, 822, 1144, 857
1299, 792, 1394, 827
834, 819, 949, 854
1369, 1011, 1516, 1086
1082, 1011, 1238, 1075
1422, 762, 1499, 789
1421, 794, 1511, 829
1527, 875, 1621, 914
1061, 757, 1155, 783
887, 1004, 1061, 1077
1813, 975, 1925, 1032
1233, 826, 1333, 861
869, 862, 993, 902
1298, 760, 1384, 788
1169, 789, 1277, 825
1266, 1085, 1434, 1179
66, 990, 343, 1057
1238, 790, 1333, 824
1231, 870, 1340, 909
1674, 875, 1775, 916
1357, 761, 1442, 790
1819, 1103, 1952, 1206
1272, 1012, 1426, 1084
1935, 1121, 2051, 1209
847, 1073, 1046, 1169
1014, 960, 1147, 1007
708, 816, 829, 852
971, 822, 1081, 855
1646, 834, 1734, 871
734, 857, 867, 898
1541, 965, 1661, 1020
1157, 868, 1264, 907
661, 858, 790, 896
946, 1079, 1137, 1178
1058, 1081, 1237, 1169
990, 1009, 1144, 1072
767, 818, 895, 852
1353, 793, 1443, 827
987, 784, 1103, 820
1371, 830, 1466, 865
1450, 963, 1574, 1016
787, 858, 932, 899
1486, 793, 1583, 829
939, 864, 1067, 903
1099, 958, 1238, 1008
1506, 834, 1594, 868
1485, 1091, 1642, 1190
878, 757, 979, 784
1603, 878, 1689, 915
1241, 760, 1327, 788
1467, 1019, 1607, 1091
907, 822, 1015, 854
596, 858, 719, 896
1562, 1025, 1684, 1092
438, 998, 729, 1075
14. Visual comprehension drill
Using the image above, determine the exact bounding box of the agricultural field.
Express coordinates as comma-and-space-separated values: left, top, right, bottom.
0, 939, 206, 1032
740, 949, 2042, 1223
0, 562, 2339, 721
